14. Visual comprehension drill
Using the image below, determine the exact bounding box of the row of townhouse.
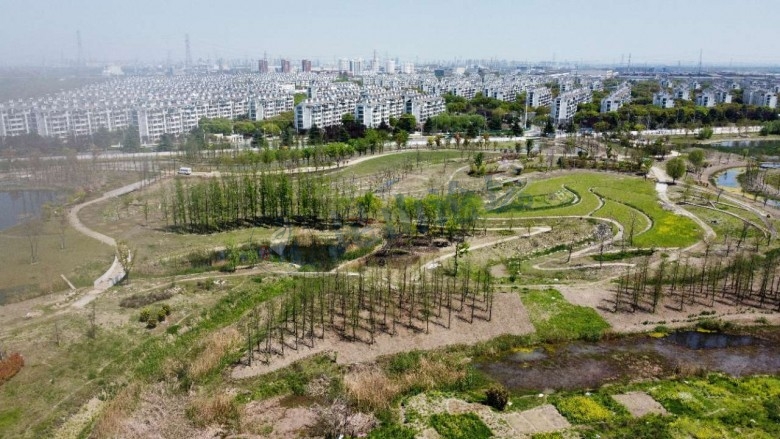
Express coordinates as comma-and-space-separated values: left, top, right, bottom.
600, 83, 632, 113
294, 97, 360, 130
550, 88, 593, 125
0, 106, 133, 138
297, 92, 445, 131
0, 73, 317, 142
1, 94, 293, 143
695, 89, 734, 107
743, 88, 778, 108
653, 87, 769, 109
526, 87, 553, 108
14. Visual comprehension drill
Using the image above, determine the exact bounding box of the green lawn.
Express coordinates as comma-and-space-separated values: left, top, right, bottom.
541, 374, 780, 438
488, 172, 703, 248
593, 199, 651, 240
592, 184, 701, 248
488, 174, 601, 217
519, 288, 610, 342
685, 206, 770, 251
332, 150, 474, 178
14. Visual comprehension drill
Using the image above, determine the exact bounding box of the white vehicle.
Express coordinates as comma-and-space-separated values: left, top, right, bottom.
177, 167, 192, 175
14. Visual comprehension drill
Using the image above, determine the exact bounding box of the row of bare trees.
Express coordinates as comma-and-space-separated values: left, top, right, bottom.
242, 264, 494, 366
614, 246, 780, 313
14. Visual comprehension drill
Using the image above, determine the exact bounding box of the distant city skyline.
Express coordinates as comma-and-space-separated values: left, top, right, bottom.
1, 0, 779, 66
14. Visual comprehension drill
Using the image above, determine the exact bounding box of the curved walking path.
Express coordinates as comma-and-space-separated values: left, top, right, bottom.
681, 201, 770, 239
69, 177, 160, 308
591, 187, 654, 236
419, 226, 552, 271
693, 179, 777, 236
650, 165, 716, 242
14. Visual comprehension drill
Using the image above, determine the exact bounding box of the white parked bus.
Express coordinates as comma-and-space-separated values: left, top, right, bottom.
178, 167, 192, 175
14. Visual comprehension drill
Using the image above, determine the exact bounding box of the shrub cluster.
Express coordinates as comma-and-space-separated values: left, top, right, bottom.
0, 352, 24, 385
139, 303, 172, 328
119, 289, 173, 308
485, 385, 509, 411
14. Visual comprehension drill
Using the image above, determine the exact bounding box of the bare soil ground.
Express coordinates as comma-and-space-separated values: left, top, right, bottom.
555, 281, 780, 333
112, 384, 202, 439
232, 290, 534, 379
239, 395, 319, 439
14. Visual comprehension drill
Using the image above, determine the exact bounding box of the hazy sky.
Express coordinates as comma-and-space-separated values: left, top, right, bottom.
1, 0, 778, 66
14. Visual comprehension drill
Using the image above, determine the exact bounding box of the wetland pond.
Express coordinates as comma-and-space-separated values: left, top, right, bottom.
477, 331, 780, 393
713, 167, 780, 208
0, 190, 64, 232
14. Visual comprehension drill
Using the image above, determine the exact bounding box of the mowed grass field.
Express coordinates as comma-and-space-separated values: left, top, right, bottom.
593, 199, 651, 237
330, 150, 475, 178
488, 172, 703, 248
592, 184, 701, 248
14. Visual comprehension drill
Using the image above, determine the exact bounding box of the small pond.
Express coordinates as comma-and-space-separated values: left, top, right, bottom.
477, 331, 780, 393
0, 190, 64, 232
710, 139, 780, 150
714, 168, 744, 189
713, 168, 780, 208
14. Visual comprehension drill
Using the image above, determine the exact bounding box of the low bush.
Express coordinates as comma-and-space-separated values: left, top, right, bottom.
139, 308, 152, 323
592, 248, 654, 262
555, 395, 612, 424
695, 319, 735, 332
366, 424, 416, 439
120, 290, 173, 308
0, 353, 24, 385
429, 412, 492, 439
485, 385, 509, 411
139, 304, 172, 328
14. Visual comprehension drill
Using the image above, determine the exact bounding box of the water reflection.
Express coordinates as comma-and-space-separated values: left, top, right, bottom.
0, 190, 63, 232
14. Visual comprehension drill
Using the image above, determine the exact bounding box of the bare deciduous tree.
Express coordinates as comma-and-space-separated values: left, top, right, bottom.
116, 240, 135, 284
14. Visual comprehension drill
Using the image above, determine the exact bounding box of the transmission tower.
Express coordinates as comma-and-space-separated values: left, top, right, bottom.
185, 34, 192, 70
698, 49, 703, 75
76, 30, 83, 67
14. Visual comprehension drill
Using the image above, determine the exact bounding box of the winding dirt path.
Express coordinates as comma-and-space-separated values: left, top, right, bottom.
68, 177, 160, 308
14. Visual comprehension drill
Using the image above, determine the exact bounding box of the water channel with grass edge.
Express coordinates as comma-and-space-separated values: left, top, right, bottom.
477, 330, 780, 393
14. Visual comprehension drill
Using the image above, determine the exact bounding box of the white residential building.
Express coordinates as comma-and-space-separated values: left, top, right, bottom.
653, 92, 675, 108
406, 95, 445, 125
695, 91, 716, 108
527, 87, 552, 108
744, 89, 778, 108
600, 83, 631, 113
714, 89, 732, 104
550, 88, 592, 124
674, 87, 690, 101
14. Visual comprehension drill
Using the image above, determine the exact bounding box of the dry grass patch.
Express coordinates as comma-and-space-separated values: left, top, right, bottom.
188, 327, 241, 380
89, 382, 142, 439
188, 393, 240, 428
345, 356, 466, 411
